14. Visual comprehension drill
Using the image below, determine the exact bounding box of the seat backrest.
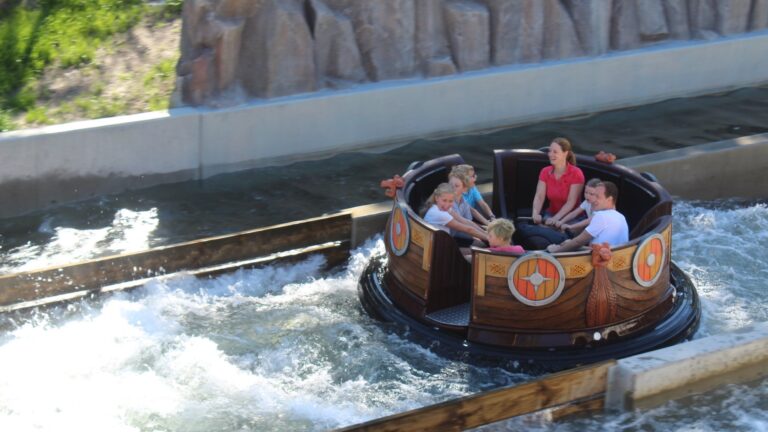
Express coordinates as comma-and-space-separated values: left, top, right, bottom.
492, 149, 547, 219
492, 150, 671, 236
404, 154, 465, 213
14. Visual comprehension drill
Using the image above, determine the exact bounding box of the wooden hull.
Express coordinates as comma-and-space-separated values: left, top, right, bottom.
359, 252, 700, 371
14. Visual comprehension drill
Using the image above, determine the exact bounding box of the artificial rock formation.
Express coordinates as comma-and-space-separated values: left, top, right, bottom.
176, 0, 768, 106
443, 0, 490, 71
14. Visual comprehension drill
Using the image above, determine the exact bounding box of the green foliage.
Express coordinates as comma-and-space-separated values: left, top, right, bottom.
71, 95, 128, 119
162, 0, 184, 18
0, 109, 13, 132
24, 106, 51, 125
0, 0, 146, 110
143, 58, 177, 111
143, 58, 176, 87
10, 82, 38, 111
145, 0, 184, 21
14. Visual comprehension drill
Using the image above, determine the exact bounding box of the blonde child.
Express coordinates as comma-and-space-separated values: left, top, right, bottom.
487, 218, 524, 254
423, 183, 488, 243
554, 178, 601, 235
454, 164, 495, 225
447, 171, 487, 247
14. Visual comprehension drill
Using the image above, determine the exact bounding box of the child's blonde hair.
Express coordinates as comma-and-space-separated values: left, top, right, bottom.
586, 178, 601, 188
487, 218, 515, 242
455, 164, 474, 174
421, 183, 454, 216
449, 166, 471, 187
452, 164, 474, 178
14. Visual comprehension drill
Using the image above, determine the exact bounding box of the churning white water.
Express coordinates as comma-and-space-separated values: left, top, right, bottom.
0, 208, 160, 273
0, 237, 525, 432
0, 200, 766, 431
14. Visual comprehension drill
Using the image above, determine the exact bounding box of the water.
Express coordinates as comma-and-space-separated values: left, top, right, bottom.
0, 240, 527, 431
0, 86, 767, 430
0, 86, 767, 266
0, 200, 766, 431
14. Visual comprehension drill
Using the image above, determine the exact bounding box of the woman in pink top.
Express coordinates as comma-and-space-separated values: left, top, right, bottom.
531, 138, 585, 227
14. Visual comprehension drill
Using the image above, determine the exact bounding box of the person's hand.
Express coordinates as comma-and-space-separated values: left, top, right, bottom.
532, 214, 542, 224
546, 244, 557, 253
560, 223, 570, 232
545, 218, 558, 227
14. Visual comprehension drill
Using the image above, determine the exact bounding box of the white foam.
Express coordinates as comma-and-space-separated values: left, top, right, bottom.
673, 201, 768, 337
0, 202, 765, 431
0, 208, 159, 273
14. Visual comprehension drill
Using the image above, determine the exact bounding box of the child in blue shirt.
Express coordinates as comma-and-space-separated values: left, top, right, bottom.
454, 164, 495, 225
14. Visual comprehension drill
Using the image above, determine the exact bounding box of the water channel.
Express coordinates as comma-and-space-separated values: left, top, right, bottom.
0, 87, 767, 431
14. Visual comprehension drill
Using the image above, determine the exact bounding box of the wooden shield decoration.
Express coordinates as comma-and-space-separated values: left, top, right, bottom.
389, 203, 410, 256
507, 253, 566, 306
632, 233, 666, 287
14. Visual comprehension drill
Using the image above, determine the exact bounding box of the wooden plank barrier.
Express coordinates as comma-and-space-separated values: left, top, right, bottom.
0, 212, 352, 309
335, 360, 615, 432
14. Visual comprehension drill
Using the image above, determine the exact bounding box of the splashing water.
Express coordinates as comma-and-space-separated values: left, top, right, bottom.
0, 200, 766, 431
0, 208, 159, 274
673, 200, 768, 336
0, 239, 524, 432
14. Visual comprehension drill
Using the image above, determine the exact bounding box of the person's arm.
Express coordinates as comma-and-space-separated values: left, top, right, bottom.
562, 216, 590, 232
470, 206, 490, 226
477, 198, 495, 220
449, 208, 485, 231
546, 229, 593, 253
531, 180, 547, 224
555, 206, 584, 228
446, 218, 488, 242
547, 183, 584, 225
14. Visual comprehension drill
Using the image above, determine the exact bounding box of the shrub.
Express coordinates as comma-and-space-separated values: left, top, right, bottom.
0, 109, 13, 132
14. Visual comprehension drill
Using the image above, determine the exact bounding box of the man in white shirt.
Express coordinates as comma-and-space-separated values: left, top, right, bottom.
546, 181, 628, 253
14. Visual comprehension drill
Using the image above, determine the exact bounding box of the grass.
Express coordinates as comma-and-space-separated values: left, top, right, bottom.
143, 58, 177, 111
0, 109, 12, 132
0, 0, 183, 131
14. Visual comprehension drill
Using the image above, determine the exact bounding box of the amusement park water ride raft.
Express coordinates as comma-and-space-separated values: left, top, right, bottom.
359, 150, 700, 371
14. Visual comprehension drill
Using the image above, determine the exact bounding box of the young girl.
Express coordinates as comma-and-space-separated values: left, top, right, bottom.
554, 178, 601, 235
423, 183, 488, 243
454, 164, 495, 225
487, 218, 525, 254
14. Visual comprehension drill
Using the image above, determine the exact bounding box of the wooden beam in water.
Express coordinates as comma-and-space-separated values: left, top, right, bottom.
0, 213, 352, 307
335, 360, 615, 432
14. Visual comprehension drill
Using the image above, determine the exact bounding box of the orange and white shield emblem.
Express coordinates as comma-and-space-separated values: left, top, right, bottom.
389, 203, 410, 256
632, 233, 666, 287
507, 253, 566, 306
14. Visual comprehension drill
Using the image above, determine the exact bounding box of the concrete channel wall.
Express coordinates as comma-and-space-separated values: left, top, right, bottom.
605, 321, 768, 411
1, 32, 768, 218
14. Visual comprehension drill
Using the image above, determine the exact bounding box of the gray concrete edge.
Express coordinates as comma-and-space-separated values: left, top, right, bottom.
604, 322, 768, 411
619, 132, 768, 200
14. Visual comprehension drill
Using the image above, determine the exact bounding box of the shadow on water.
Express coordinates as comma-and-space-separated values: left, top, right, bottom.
0, 85, 767, 270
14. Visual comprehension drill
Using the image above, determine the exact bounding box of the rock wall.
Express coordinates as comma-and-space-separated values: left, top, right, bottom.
176, 0, 768, 106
